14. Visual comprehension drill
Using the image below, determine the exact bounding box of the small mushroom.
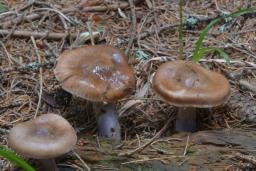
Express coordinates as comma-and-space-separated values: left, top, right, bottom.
54, 45, 135, 140
153, 60, 230, 132
8, 114, 77, 171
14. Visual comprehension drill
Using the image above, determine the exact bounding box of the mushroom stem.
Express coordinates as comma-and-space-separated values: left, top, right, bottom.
97, 103, 121, 142
39, 158, 59, 171
175, 107, 197, 132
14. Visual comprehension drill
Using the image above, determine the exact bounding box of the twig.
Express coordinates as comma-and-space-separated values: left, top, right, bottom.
0, 11, 16, 20
214, 0, 220, 11
235, 153, 256, 165
125, 0, 137, 56
0, 29, 97, 40
96, 136, 101, 149
199, 58, 256, 68
34, 8, 73, 24
0, 41, 13, 66
73, 151, 91, 171
121, 155, 184, 165
0, 40, 25, 67
183, 135, 189, 156
150, 143, 174, 155
118, 115, 174, 156
31, 36, 43, 118
18, 0, 36, 12
2, 13, 42, 28
76, 0, 144, 12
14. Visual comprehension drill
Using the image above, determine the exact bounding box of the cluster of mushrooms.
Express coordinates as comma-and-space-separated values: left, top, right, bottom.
7, 45, 230, 170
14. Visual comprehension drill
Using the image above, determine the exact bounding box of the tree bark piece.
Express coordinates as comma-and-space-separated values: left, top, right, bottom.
76, 129, 256, 170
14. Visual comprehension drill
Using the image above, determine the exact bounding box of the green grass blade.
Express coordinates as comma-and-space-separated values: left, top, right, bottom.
192, 7, 256, 62
0, 3, 7, 13
192, 18, 220, 62
196, 47, 230, 64
178, 0, 184, 60
212, 48, 230, 64
0, 146, 35, 171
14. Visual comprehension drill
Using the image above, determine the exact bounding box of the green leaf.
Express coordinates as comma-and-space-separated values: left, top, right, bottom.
213, 48, 230, 64
0, 3, 7, 13
193, 47, 230, 64
0, 146, 36, 171
192, 7, 256, 62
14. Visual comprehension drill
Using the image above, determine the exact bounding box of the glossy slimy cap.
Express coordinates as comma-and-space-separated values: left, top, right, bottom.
153, 61, 230, 108
54, 45, 135, 102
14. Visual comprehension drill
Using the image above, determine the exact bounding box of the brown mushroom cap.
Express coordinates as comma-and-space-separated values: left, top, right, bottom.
54, 45, 135, 102
153, 60, 230, 108
8, 114, 77, 159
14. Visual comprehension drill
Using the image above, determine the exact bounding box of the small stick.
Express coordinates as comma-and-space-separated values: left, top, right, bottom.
0, 29, 98, 41
183, 135, 189, 156
34, 8, 72, 24
0, 11, 16, 20
96, 136, 101, 149
0, 29, 78, 40
1, 34, 26, 65
73, 151, 91, 171
2, 13, 42, 28
31, 36, 43, 118
235, 153, 256, 165
0, 41, 14, 66
76, 0, 144, 12
121, 155, 184, 165
214, 0, 220, 11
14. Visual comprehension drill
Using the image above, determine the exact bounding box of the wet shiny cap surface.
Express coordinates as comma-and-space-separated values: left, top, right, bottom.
153, 61, 231, 108
54, 45, 135, 102
8, 114, 77, 159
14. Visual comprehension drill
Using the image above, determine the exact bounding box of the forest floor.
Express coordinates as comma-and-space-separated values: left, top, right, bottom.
0, 0, 256, 171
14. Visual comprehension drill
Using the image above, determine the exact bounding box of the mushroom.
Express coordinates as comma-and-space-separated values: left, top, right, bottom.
8, 114, 77, 171
152, 60, 230, 132
54, 45, 135, 140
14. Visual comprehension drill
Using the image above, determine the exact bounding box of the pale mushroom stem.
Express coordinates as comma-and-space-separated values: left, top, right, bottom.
39, 158, 59, 171
97, 103, 121, 142
175, 107, 197, 132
